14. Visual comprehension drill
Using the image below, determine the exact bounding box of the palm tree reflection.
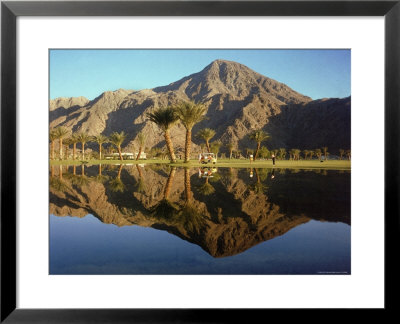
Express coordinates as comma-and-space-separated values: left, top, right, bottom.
248, 168, 268, 194
196, 168, 215, 196
134, 164, 145, 194
95, 164, 108, 184
177, 168, 207, 235
109, 164, 125, 192
151, 167, 178, 221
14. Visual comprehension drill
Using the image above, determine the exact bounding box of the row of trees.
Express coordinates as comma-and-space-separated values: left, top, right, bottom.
50, 127, 147, 161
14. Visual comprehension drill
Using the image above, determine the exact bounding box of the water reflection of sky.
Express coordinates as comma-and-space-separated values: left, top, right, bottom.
50, 214, 350, 275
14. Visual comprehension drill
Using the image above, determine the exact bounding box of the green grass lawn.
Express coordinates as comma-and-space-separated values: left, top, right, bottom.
50, 158, 351, 170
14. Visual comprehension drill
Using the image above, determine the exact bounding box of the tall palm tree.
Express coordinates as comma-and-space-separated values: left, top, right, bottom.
54, 126, 69, 160
63, 137, 74, 160
226, 142, 234, 159
76, 132, 92, 160
94, 134, 108, 160
136, 131, 146, 161
278, 148, 286, 160
315, 148, 322, 161
210, 141, 222, 155
339, 149, 345, 160
245, 148, 253, 158
322, 146, 328, 161
289, 149, 296, 160
147, 107, 179, 163
346, 149, 351, 160
109, 131, 126, 161
70, 133, 79, 160
294, 149, 301, 160
259, 146, 269, 159
196, 128, 215, 153
174, 101, 207, 163
49, 129, 57, 160
309, 150, 315, 160
249, 130, 270, 160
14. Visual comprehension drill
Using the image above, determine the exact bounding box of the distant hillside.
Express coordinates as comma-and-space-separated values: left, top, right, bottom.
50, 59, 350, 154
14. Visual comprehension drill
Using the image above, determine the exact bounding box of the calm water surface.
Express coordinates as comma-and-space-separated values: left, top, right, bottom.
49, 164, 350, 274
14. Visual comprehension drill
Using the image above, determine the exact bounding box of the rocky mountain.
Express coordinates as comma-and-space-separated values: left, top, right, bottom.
50, 59, 350, 154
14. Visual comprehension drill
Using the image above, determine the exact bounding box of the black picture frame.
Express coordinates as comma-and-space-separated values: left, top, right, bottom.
1, 0, 399, 322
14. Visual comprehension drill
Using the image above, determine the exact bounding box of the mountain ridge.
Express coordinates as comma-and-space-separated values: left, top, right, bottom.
50, 59, 351, 154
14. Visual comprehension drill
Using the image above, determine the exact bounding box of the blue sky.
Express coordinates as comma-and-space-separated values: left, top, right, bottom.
50, 49, 350, 101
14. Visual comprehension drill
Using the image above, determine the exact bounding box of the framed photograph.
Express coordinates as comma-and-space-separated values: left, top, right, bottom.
1, 0, 399, 321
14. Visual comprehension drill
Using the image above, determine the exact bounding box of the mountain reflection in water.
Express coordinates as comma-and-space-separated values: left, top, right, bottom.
50, 164, 350, 263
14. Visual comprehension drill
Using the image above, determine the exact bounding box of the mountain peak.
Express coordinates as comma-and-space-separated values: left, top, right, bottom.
203, 59, 247, 74
153, 59, 311, 105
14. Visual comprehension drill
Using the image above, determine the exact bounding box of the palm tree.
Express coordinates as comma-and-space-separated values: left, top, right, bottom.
147, 107, 179, 163
245, 148, 253, 158
109, 131, 126, 161
70, 133, 79, 160
196, 128, 215, 153
94, 134, 108, 160
346, 149, 351, 160
174, 101, 207, 163
289, 149, 295, 160
293, 149, 301, 160
322, 146, 328, 161
339, 149, 345, 160
53, 126, 69, 160
49, 129, 57, 160
315, 148, 322, 161
303, 150, 309, 160
249, 130, 269, 160
210, 141, 222, 156
63, 137, 74, 160
278, 148, 286, 160
135, 131, 146, 161
258, 146, 269, 159
76, 132, 92, 160
309, 150, 315, 160
226, 142, 234, 159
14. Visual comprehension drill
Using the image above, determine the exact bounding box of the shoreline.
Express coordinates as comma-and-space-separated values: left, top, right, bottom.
49, 159, 351, 170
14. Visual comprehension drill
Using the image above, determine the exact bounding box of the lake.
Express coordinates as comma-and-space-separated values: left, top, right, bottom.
49, 164, 350, 275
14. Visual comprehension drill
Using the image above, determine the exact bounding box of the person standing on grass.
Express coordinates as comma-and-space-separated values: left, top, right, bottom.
272, 154, 276, 166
